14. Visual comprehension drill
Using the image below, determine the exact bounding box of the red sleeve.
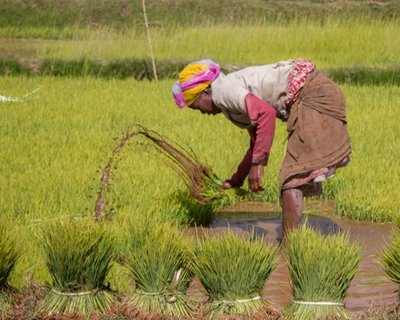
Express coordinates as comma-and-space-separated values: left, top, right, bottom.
226, 130, 255, 187
245, 93, 276, 165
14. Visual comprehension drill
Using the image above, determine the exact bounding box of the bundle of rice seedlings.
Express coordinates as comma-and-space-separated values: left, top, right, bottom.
95, 124, 245, 220
285, 225, 361, 320
39, 220, 115, 316
189, 229, 278, 318
95, 129, 139, 220
125, 218, 194, 317
0, 221, 20, 314
133, 125, 246, 207
381, 229, 400, 311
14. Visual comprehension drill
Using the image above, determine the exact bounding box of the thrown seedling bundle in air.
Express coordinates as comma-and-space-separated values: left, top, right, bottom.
95, 124, 246, 220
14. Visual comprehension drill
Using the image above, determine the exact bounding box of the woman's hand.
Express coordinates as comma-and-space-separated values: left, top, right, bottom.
248, 164, 265, 192
222, 181, 232, 189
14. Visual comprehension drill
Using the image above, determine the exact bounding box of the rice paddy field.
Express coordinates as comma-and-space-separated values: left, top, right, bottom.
1, 0, 400, 318
1, 18, 400, 68
1, 77, 399, 223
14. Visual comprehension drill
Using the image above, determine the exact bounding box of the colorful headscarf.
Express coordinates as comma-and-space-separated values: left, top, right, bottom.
172, 59, 220, 108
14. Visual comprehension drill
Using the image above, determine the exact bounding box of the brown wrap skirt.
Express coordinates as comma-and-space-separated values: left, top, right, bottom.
280, 70, 352, 193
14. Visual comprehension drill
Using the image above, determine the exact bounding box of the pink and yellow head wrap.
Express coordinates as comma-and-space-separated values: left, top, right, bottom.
172, 59, 220, 108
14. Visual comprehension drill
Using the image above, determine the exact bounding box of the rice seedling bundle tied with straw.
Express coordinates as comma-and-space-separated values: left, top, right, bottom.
189, 229, 278, 318
285, 225, 361, 320
39, 220, 115, 316
125, 218, 194, 317
381, 228, 400, 311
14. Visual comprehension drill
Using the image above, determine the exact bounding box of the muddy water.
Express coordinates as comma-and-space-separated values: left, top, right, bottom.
187, 201, 398, 315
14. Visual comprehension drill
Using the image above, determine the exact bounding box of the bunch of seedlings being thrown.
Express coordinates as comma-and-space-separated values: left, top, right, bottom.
95, 124, 246, 220
0, 221, 20, 315
285, 225, 361, 320
39, 220, 115, 316
381, 227, 400, 311
125, 218, 194, 317
134, 125, 246, 206
189, 228, 278, 318
95, 128, 138, 220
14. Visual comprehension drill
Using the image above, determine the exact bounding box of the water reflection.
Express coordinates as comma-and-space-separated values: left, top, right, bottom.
210, 210, 341, 242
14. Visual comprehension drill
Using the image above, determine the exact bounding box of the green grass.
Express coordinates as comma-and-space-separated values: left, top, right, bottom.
1, 18, 400, 69
1, 0, 399, 30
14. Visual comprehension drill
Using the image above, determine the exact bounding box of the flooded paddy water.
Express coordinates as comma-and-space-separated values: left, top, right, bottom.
185, 200, 398, 316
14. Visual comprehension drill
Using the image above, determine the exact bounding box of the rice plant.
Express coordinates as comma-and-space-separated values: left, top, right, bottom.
381, 228, 400, 311
165, 190, 215, 226
0, 221, 20, 289
133, 125, 247, 207
285, 225, 361, 320
95, 124, 246, 220
2, 17, 400, 69
39, 220, 115, 316
189, 229, 278, 318
0, 221, 20, 315
1, 76, 400, 293
125, 218, 194, 317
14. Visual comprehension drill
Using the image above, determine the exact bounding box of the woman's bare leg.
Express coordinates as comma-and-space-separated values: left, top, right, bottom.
281, 188, 304, 239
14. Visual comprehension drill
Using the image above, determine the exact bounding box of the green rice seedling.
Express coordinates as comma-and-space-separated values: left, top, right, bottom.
199, 172, 248, 209
0, 221, 20, 289
0, 221, 20, 314
0, 291, 11, 316
126, 218, 194, 317
380, 228, 400, 311
2, 75, 400, 290
189, 229, 278, 318
39, 220, 115, 316
95, 124, 246, 220
134, 125, 247, 207
285, 225, 361, 320
165, 190, 215, 226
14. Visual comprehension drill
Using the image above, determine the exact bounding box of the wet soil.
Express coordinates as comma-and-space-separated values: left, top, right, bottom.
186, 200, 398, 317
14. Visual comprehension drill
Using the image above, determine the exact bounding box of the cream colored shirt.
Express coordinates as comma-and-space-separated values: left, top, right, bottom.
211, 60, 294, 129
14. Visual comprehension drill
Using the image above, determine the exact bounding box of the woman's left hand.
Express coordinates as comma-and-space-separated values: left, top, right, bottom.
222, 181, 232, 189
248, 164, 265, 192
